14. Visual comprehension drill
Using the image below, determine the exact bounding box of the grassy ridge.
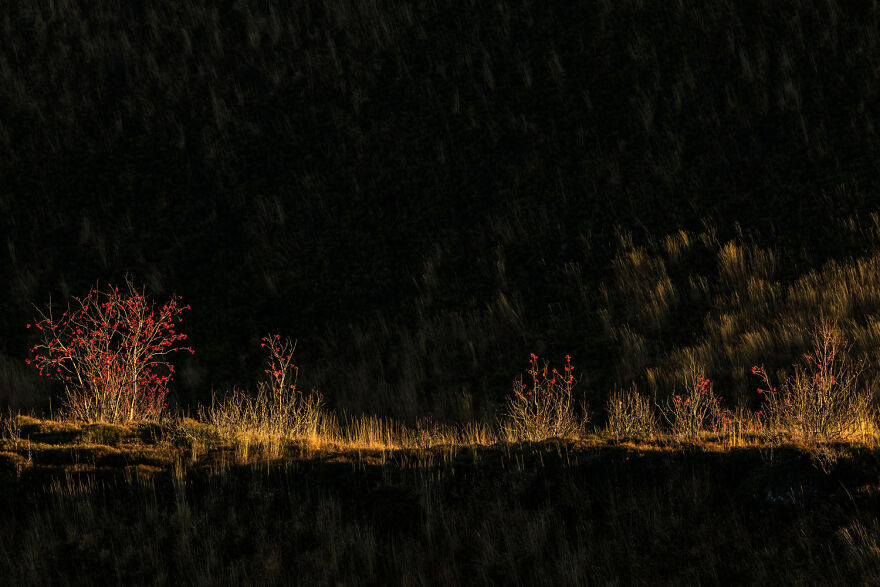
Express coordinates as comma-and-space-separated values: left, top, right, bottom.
2, 415, 880, 584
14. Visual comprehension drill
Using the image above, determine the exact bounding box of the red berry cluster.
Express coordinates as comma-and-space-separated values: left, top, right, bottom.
666, 371, 724, 436
260, 334, 298, 396
515, 353, 576, 400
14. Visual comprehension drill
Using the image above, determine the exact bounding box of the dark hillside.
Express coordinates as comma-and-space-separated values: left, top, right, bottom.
3, 0, 880, 420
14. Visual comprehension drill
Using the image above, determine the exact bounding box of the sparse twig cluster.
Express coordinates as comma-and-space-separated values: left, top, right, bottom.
502, 353, 585, 441
659, 363, 723, 439
753, 319, 872, 441
206, 334, 326, 441
606, 386, 656, 439
602, 319, 876, 444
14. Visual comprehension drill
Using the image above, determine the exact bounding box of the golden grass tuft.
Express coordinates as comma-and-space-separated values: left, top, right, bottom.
606, 385, 657, 440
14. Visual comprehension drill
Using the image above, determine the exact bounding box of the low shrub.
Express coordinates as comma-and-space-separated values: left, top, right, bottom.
502, 353, 586, 441
752, 318, 873, 442
206, 335, 327, 442
660, 362, 723, 439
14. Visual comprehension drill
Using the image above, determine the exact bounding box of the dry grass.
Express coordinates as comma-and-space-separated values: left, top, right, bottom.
605, 234, 678, 336
606, 385, 657, 439
597, 221, 880, 419
203, 385, 329, 446
2, 415, 880, 585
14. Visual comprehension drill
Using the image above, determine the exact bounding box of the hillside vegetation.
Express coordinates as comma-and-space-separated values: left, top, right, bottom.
3, 0, 880, 424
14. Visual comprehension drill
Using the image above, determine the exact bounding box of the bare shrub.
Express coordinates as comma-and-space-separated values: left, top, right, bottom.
205, 335, 328, 442
606, 385, 656, 439
752, 318, 873, 442
660, 361, 722, 439
502, 353, 586, 442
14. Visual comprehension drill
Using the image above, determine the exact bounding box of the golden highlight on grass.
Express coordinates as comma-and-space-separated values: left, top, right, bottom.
606, 385, 656, 440
5, 412, 880, 585
202, 385, 329, 445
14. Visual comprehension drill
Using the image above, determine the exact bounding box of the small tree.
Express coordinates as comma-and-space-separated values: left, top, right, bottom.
27, 277, 193, 423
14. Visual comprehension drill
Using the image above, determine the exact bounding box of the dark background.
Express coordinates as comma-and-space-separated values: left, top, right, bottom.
4, 0, 880, 422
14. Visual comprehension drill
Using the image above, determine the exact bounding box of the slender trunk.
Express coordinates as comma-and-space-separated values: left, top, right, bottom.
129, 359, 138, 422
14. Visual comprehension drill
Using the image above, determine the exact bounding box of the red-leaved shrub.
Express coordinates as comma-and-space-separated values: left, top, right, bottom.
27, 277, 193, 422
